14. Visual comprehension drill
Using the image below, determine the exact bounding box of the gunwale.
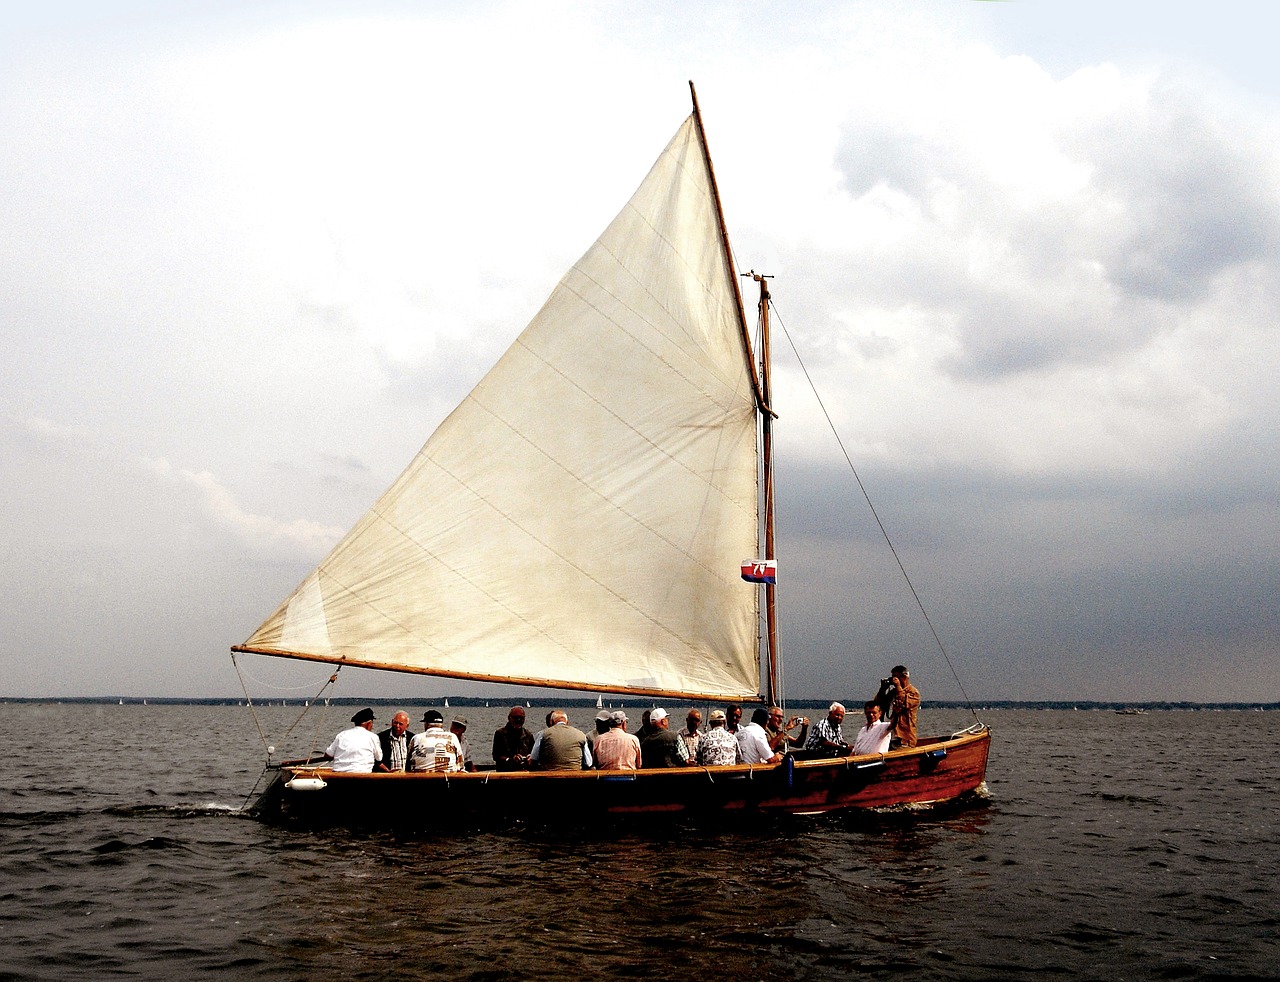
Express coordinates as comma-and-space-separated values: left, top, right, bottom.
250, 726, 991, 824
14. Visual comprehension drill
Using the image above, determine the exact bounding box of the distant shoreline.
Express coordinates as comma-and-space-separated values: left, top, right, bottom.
2, 696, 1276, 711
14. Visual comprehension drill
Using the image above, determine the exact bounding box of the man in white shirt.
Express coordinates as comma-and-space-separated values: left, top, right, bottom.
736, 707, 783, 765
324, 707, 383, 772
851, 701, 894, 756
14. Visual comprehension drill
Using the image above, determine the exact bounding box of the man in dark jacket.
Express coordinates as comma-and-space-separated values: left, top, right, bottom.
375, 711, 414, 772
492, 706, 534, 770
640, 708, 692, 768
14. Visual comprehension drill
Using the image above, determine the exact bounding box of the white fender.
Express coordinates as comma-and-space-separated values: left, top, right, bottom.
286, 776, 328, 792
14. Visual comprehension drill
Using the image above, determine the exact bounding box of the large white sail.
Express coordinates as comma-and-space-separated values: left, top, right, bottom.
237, 115, 762, 701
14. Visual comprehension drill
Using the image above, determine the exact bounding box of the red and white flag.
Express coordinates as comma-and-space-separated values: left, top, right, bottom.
740, 560, 777, 584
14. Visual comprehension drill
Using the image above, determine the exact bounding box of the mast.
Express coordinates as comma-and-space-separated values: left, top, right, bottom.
688, 82, 778, 704
754, 272, 779, 706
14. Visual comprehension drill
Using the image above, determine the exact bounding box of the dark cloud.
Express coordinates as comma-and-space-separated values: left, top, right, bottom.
826, 72, 1280, 383
1076, 82, 1280, 300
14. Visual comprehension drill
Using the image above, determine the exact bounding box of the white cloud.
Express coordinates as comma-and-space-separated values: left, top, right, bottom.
143, 457, 344, 556
2, 1, 1278, 699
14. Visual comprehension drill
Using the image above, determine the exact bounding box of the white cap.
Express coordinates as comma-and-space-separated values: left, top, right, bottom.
650, 708, 668, 722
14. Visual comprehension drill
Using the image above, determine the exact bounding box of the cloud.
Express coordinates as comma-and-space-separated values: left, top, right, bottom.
143, 457, 344, 556
2, 2, 1278, 700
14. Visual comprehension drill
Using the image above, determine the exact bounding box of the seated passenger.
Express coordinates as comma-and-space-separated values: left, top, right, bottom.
640, 708, 692, 768
736, 707, 783, 764
375, 711, 414, 772
324, 707, 383, 772
633, 709, 655, 744
408, 710, 463, 772
593, 711, 642, 769
765, 706, 809, 753
804, 703, 850, 756
696, 709, 741, 766
678, 709, 703, 761
493, 706, 534, 770
851, 700, 894, 756
449, 715, 476, 771
587, 709, 613, 761
531, 710, 593, 770
724, 704, 743, 734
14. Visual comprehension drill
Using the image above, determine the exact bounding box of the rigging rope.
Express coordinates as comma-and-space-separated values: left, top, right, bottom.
232, 652, 344, 756
767, 300, 980, 723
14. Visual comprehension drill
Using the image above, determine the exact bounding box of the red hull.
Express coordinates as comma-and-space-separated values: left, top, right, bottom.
252, 726, 990, 826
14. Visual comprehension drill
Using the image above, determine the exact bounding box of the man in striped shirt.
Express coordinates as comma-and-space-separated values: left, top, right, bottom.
376, 711, 414, 772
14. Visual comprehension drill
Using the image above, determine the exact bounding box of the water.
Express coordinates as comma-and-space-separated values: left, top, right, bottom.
0, 704, 1276, 980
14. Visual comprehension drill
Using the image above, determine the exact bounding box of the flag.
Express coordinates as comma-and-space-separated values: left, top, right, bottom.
740, 560, 777, 584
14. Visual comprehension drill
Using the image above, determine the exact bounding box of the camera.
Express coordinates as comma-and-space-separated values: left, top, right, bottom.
873, 677, 897, 715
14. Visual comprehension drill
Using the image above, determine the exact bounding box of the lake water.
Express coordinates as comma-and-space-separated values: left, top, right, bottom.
0, 703, 1275, 980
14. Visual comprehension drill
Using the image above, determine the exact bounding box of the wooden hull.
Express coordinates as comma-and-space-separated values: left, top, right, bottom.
250, 726, 990, 827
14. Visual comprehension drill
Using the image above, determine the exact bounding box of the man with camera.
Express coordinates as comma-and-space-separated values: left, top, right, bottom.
886, 665, 920, 748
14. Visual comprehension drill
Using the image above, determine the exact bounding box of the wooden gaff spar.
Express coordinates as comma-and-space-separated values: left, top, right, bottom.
235, 83, 990, 825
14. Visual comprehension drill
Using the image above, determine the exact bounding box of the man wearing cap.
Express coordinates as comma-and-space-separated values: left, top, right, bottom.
586, 709, 613, 762
449, 716, 475, 772
493, 706, 534, 771
592, 710, 641, 769
408, 709, 463, 772
323, 708, 383, 773
640, 708, 692, 768
375, 711, 414, 772
696, 709, 741, 766
531, 710, 592, 770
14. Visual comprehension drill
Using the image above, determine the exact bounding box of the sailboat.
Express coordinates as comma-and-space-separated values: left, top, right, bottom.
237, 84, 989, 825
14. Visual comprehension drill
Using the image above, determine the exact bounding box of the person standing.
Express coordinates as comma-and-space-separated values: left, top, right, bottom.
324, 708, 383, 773
375, 711, 414, 772
889, 665, 921, 748
493, 706, 534, 770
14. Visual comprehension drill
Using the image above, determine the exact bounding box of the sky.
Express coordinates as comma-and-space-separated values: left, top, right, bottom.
2, 1, 1277, 704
